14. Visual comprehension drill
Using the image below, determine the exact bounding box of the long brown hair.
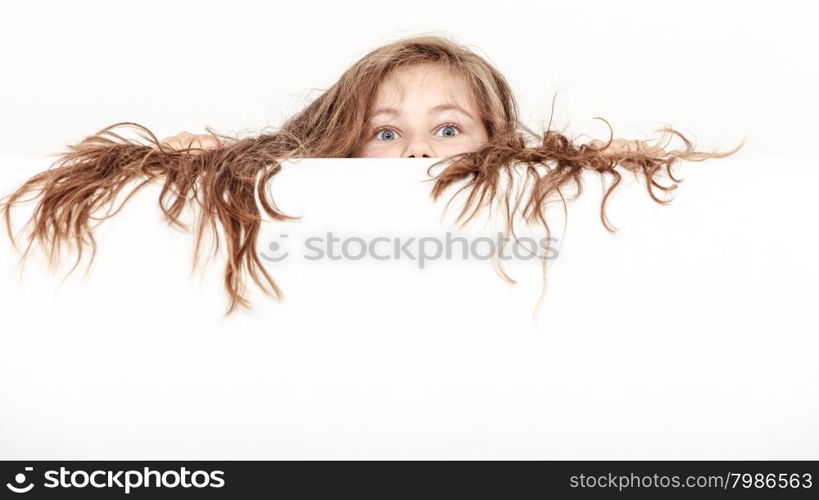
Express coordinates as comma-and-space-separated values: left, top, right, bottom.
0, 34, 741, 314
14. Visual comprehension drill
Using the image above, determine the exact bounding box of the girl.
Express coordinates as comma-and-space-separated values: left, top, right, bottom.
0, 35, 740, 314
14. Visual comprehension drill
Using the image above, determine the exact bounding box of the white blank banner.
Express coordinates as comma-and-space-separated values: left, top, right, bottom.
0, 157, 817, 459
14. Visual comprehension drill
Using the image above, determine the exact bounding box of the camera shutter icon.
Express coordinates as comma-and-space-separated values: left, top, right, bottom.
6, 467, 35, 494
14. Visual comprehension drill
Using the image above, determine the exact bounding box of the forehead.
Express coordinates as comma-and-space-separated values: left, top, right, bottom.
373, 63, 476, 107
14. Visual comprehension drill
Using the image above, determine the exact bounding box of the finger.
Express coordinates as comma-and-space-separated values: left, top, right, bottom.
158, 132, 192, 146
156, 137, 185, 151
157, 132, 222, 152
614, 139, 643, 154
197, 135, 223, 150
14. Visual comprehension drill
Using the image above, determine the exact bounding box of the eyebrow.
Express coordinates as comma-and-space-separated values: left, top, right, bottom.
369, 104, 477, 122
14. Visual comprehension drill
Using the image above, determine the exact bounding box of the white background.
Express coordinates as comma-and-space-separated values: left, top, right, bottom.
0, 0, 817, 459
1, 0, 817, 158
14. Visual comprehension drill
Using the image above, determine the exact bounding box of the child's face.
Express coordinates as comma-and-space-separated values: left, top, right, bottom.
356, 63, 490, 158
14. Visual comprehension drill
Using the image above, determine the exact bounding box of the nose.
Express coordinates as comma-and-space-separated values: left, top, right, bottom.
403, 138, 436, 158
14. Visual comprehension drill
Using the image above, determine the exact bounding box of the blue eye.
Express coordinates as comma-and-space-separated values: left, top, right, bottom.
375, 128, 399, 141
436, 124, 461, 138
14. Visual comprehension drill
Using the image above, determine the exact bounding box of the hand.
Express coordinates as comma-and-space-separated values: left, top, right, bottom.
156, 131, 225, 153
588, 138, 666, 157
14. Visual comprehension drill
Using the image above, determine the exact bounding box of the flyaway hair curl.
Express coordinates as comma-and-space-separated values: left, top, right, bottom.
0, 34, 742, 314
